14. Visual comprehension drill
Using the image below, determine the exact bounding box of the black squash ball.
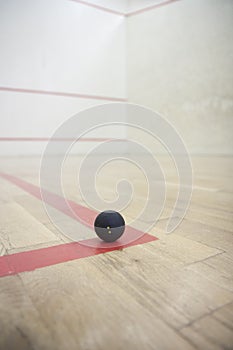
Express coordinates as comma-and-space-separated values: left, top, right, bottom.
94, 210, 125, 242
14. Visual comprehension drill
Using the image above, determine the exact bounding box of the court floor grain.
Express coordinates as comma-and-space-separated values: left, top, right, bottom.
0, 156, 233, 350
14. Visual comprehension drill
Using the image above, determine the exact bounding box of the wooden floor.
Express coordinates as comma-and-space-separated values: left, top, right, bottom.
0, 156, 233, 350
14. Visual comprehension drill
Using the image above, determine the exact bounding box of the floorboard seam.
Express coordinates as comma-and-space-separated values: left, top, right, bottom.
177, 300, 233, 331
185, 251, 226, 267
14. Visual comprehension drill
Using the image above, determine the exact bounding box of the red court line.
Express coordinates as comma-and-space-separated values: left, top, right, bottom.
0, 87, 127, 102
126, 0, 181, 17
69, 0, 125, 16
0, 234, 156, 278
0, 172, 158, 277
0, 137, 124, 142
0, 172, 97, 227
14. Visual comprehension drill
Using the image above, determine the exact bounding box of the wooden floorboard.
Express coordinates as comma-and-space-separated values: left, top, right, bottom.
0, 156, 232, 349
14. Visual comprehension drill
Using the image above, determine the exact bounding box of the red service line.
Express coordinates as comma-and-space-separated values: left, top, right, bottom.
0, 86, 127, 102
0, 172, 158, 277
0, 234, 156, 278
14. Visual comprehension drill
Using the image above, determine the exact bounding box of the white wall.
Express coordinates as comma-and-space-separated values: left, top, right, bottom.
1, 0, 233, 156
0, 0, 126, 155
127, 0, 164, 13
73, 0, 129, 13
127, 0, 233, 154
